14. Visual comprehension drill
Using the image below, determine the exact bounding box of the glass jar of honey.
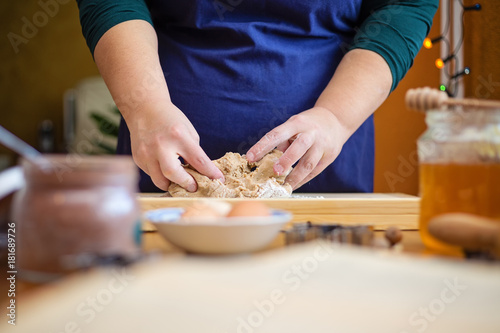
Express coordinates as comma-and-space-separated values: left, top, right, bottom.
12, 155, 141, 281
418, 106, 500, 254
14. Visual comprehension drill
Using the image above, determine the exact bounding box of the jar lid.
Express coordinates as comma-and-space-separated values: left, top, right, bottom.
21, 155, 138, 188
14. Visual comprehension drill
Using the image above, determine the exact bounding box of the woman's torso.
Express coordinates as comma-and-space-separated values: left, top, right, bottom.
120, 0, 375, 192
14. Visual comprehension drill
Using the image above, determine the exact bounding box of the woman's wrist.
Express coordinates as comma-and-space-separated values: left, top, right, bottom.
311, 105, 353, 147
120, 97, 175, 129
313, 49, 392, 145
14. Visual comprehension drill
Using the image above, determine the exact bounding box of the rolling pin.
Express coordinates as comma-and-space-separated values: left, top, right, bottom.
428, 213, 500, 259
405, 87, 500, 112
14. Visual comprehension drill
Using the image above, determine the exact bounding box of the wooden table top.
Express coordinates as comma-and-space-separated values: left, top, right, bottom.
4, 230, 500, 333
0, 229, 443, 305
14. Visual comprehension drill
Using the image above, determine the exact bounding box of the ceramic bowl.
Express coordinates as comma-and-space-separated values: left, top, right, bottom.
144, 208, 292, 255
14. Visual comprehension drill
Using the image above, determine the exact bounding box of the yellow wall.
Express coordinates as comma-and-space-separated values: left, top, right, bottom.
0, 1, 99, 163
0, 2, 442, 195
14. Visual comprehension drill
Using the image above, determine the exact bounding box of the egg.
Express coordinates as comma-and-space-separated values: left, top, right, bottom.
227, 201, 270, 218
182, 201, 232, 220
182, 204, 220, 218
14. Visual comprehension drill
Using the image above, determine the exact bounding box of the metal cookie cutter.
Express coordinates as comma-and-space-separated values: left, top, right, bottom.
283, 222, 374, 246
283, 222, 403, 249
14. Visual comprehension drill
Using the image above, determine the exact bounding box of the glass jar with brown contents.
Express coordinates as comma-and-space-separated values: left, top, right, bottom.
12, 155, 141, 281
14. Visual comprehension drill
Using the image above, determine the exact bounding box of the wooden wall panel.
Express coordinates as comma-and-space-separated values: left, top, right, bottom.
463, 0, 500, 100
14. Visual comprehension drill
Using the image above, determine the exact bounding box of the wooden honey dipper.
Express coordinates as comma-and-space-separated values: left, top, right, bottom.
428, 213, 500, 259
405, 87, 500, 112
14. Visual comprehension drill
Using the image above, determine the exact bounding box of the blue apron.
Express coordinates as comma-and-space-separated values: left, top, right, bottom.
118, 0, 373, 193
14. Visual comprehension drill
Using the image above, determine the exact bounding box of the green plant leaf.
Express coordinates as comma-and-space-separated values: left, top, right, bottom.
90, 112, 119, 137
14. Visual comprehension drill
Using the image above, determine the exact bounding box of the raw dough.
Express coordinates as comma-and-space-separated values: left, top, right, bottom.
168, 150, 293, 198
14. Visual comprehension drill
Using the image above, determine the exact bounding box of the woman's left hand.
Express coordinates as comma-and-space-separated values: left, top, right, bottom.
246, 106, 350, 190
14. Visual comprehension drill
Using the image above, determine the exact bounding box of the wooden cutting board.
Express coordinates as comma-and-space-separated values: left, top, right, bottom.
139, 193, 420, 231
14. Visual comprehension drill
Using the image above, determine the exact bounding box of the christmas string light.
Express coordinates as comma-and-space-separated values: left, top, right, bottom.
463, 3, 481, 11
451, 67, 470, 80
435, 54, 454, 69
423, 1, 481, 96
423, 36, 444, 49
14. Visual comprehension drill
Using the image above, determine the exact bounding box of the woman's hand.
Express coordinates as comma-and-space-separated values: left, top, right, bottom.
128, 101, 224, 192
247, 49, 393, 190
93, 21, 223, 192
246, 106, 350, 190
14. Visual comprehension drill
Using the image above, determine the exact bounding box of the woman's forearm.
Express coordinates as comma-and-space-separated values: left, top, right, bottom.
93, 19, 172, 124
315, 48, 393, 144
92, 19, 224, 190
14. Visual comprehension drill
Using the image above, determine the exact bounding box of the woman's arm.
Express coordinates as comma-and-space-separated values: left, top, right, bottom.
247, 49, 391, 189
77, 2, 224, 191
247, 0, 438, 190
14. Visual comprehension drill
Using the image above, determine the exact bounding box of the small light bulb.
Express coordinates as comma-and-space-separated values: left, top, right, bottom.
423, 38, 433, 49
435, 58, 444, 69
440, 85, 446, 92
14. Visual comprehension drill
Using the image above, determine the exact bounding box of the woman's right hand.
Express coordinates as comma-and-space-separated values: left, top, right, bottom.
128, 101, 224, 192
92, 20, 222, 191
